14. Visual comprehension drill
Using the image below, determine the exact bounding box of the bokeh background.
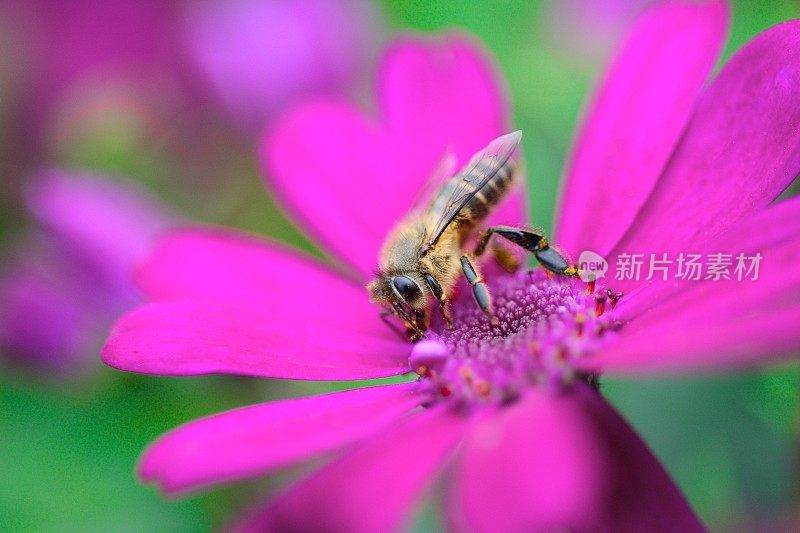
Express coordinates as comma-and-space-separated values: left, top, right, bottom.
1, 0, 798, 530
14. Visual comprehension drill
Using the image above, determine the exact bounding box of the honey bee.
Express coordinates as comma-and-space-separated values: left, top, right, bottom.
367, 131, 577, 339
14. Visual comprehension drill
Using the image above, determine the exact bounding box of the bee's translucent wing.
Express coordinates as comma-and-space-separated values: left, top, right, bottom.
423, 130, 522, 250
408, 149, 458, 216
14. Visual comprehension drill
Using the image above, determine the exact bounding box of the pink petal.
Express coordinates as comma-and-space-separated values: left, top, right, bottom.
263, 102, 400, 279
236, 406, 467, 533
26, 170, 177, 299
449, 385, 702, 532
5, 0, 178, 152
138, 228, 361, 304
576, 385, 705, 531
595, 305, 800, 375
592, 197, 800, 373
102, 300, 411, 380
556, 0, 727, 258
610, 20, 800, 266
616, 195, 800, 319
0, 241, 89, 369
379, 36, 507, 174
448, 389, 603, 531
127, 229, 416, 379
181, 0, 378, 135
3, 171, 178, 371
545, 0, 652, 64
263, 36, 513, 279
139, 383, 421, 494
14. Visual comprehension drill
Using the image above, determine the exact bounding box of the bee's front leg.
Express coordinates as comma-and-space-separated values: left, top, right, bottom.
413, 309, 430, 335
379, 310, 410, 341
389, 302, 427, 342
423, 273, 453, 329
460, 255, 499, 326
438, 300, 453, 330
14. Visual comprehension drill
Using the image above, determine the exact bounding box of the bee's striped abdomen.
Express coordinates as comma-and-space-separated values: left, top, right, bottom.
463, 159, 517, 222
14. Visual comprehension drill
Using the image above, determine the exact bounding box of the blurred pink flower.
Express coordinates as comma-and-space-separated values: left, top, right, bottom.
0, 171, 176, 372
545, 0, 655, 64
0, 0, 185, 163
102, 0, 800, 529
181, 0, 381, 135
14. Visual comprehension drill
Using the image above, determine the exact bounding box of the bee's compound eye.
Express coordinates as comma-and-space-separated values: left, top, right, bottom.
392, 275, 422, 303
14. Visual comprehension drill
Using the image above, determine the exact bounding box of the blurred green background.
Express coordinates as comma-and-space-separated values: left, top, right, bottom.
1, 0, 798, 530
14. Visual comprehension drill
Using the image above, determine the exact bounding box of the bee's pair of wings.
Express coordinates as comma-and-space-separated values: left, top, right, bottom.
418, 130, 523, 250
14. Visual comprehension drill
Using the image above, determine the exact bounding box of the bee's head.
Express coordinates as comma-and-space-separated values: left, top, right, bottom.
368, 272, 426, 310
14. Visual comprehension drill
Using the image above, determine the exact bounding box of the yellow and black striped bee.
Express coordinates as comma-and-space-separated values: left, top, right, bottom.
367, 131, 577, 339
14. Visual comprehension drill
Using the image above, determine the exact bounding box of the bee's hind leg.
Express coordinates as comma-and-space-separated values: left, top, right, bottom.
489, 239, 521, 272
460, 255, 499, 326
475, 225, 578, 277
475, 227, 521, 272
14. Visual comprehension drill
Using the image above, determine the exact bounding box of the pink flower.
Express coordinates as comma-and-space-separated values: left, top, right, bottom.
0, 171, 176, 372
0, 0, 184, 163
546, 0, 655, 64
180, 0, 381, 136
102, 1, 800, 530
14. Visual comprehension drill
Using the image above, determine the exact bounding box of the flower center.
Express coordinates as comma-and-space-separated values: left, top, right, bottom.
410, 269, 622, 407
